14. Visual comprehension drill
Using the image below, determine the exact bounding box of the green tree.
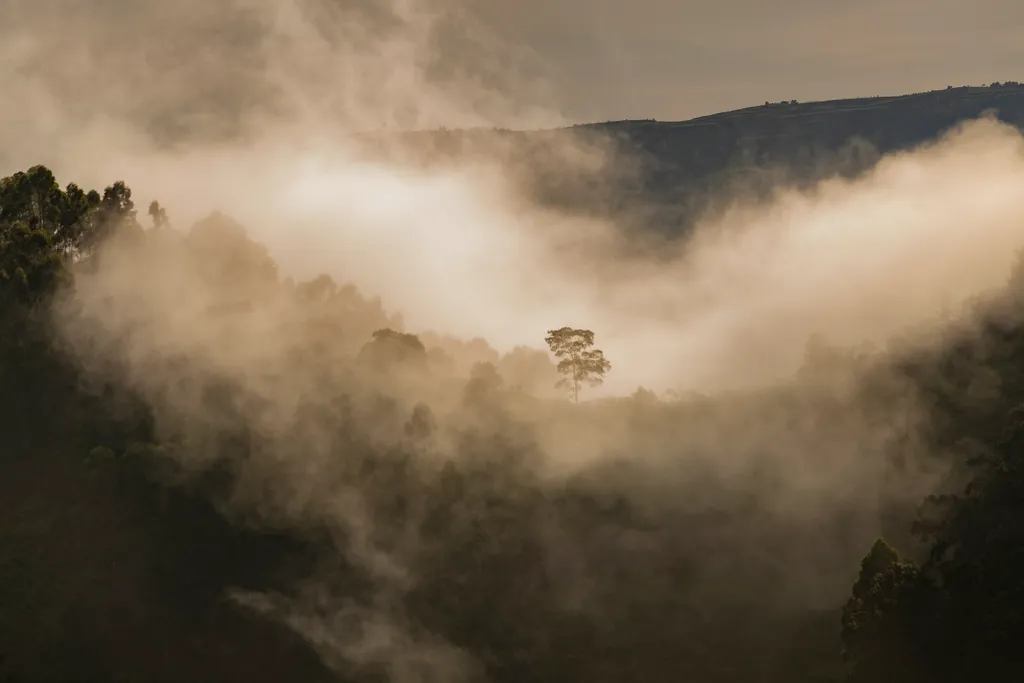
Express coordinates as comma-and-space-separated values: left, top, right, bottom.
840, 538, 930, 683
0, 166, 103, 254
544, 327, 611, 403
840, 249, 1024, 678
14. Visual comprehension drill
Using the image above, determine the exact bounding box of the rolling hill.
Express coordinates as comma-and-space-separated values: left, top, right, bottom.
357, 83, 1024, 234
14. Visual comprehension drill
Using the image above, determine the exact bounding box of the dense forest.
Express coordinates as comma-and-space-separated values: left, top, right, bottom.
3, 135, 1024, 683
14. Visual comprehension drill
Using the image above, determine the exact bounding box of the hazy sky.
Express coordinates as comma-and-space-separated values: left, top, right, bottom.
479, 0, 1024, 121
4, 0, 1023, 133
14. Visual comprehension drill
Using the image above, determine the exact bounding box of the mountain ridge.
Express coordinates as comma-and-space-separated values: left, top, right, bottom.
352, 83, 1024, 235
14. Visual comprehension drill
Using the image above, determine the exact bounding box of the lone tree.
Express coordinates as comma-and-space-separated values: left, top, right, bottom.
544, 327, 611, 403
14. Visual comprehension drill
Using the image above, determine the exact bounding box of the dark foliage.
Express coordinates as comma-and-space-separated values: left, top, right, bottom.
5, 89, 1024, 682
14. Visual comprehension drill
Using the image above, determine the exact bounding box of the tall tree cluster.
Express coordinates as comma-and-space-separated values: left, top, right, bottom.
839, 266, 1024, 682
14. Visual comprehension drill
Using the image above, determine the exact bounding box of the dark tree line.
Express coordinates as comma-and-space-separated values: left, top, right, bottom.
839, 267, 1024, 682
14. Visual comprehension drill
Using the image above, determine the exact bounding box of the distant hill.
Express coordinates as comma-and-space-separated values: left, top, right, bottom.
575, 83, 1024, 231
356, 83, 1024, 235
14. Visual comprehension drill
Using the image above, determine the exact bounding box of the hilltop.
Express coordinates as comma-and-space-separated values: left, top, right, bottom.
578, 82, 1024, 229
356, 83, 1024, 233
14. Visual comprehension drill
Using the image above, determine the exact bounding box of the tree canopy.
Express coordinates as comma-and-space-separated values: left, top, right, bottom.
544, 327, 612, 403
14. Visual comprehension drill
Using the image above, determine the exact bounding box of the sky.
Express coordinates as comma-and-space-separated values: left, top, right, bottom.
3, 0, 1023, 132
477, 0, 1024, 121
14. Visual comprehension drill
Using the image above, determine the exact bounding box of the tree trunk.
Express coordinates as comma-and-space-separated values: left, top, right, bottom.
572, 356, 579, 403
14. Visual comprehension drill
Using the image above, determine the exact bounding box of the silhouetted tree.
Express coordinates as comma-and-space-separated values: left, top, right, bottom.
359, 328, 427, 370
544, 327, 611, 403
463, 361, 503, 407
148, 200, 169, 229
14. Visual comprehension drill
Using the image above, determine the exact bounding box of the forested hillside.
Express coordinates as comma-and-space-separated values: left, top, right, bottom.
4, 89, 1024, 682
